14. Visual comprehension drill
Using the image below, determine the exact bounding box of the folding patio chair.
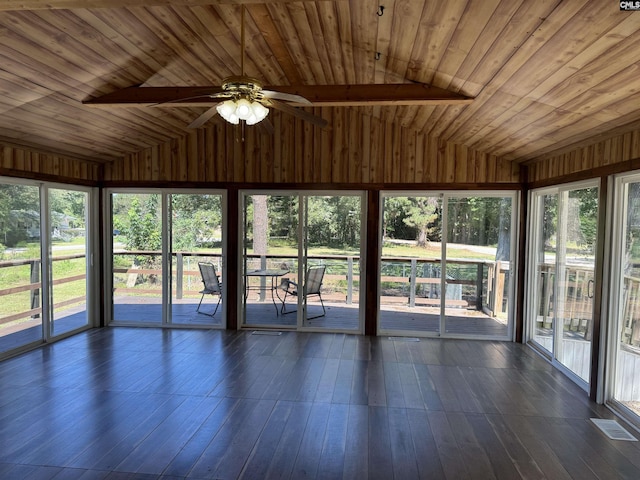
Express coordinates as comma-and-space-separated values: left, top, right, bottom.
279, 265, 326, 319
197, 262, 223, 316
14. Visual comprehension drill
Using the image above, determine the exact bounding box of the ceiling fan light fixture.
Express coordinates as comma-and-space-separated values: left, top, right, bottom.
217, 100, 236, 120
252, 101, 269, 118
216, 96, 269, 126
235, 98, 252, 120
245, 113, 259, 125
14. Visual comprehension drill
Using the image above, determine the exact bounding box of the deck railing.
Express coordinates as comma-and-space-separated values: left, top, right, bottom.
0, 253, 87, 326
2, 251, 511, 325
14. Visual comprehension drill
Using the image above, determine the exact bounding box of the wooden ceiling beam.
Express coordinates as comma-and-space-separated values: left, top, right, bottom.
84, 84, 474, 107
0, 0, 339, 12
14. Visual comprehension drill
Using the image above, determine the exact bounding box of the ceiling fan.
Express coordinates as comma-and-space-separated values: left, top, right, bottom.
83, 6, 473, 129
162, 5, 327, 130
84, 5, 328, 131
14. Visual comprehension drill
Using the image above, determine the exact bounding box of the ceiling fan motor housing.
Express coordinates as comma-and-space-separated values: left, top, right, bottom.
221, 76, 264, 99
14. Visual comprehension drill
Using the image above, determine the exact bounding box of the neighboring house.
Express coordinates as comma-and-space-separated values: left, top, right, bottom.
5, 210, 78, 245
9, 209, 40, 242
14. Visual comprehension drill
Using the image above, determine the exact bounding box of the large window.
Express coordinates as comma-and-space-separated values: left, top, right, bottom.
110, 192, 163, 324
527, 181, 599, 387
48, 187, 91, 337
0, 179, 94, 356
241, 191, 364, 332
170, 193, 224, 326
608, 173, 640, 423
379, 192, 517, 339
108, 190, 225, 326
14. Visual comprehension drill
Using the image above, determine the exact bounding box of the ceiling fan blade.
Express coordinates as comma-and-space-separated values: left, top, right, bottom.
261, 90, 312, 105
268, 100, 328, 128
258, 117, 274, 135
156, 92, 230, 107
187, 105, 221, 129
83, 86, 226, 107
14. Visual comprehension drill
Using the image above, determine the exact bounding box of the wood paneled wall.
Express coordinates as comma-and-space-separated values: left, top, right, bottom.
0, 145, 101, 184
104, 109, 520, 185
527, 127, 640, 183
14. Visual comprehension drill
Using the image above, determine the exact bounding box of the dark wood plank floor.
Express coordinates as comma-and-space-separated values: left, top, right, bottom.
0, 327, 638, 479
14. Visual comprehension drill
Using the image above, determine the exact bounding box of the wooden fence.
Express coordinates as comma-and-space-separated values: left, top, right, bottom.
0, 253, 86, 325
2, 251, 512, 327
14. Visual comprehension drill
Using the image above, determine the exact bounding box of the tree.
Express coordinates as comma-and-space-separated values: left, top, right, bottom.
306, 196, 361, 249
383, 197, 414, 240
403, 197, 441, 246
573, 187, 598, 252
124, 195, 161, 270
496, 198, 512, 261
171, 194, 221, 250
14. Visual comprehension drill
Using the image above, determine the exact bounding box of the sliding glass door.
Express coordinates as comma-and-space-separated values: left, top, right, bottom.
0, 181, 44, 353
241, 191, 364, 332
444, 195, 513, 337
608, 173, 640, 422
108, 190, 226, 326
379, 192, 516, 339
0, 179, 95, 357
110, 192, 163, 324
48, 187, 91, 337
169, 193, 225, 326
528, 182, 599, 386
379, 195, 443, 334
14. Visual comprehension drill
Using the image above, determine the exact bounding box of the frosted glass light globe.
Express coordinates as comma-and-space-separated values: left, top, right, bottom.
235, 99, 252, 120
216, 100, 236, 121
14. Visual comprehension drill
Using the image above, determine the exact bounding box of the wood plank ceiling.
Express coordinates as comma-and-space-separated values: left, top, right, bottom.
0, 0, 638, 165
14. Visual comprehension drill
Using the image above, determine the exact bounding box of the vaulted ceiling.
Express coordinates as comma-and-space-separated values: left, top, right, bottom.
1, 0, 639, 166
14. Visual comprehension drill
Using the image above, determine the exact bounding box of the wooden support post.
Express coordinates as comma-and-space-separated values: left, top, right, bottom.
176, 253, 183, 299
30, 259, 40, 318
494, 262, 505, 316
543, 268, 553, 328
476, 262, 484, 311
346, 256, 353, 304
409, 258, 417, 308
259, 255, 267, 301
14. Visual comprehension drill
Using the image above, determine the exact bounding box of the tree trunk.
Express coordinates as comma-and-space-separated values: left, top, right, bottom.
496, 198, 511, 261
253, 195, 268, 255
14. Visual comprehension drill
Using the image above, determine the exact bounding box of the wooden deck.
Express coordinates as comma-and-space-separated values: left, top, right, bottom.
0, 327, 638, 479
110, 295, 509, 337
0, 296, 509, 355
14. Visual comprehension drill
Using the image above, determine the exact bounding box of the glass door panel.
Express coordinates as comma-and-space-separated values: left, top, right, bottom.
169, 193, 224, 326
110, 193, 162, 324
531, 194, 558, 353
241, 192, 364, 332
0, 182, 43, 353
444, 196, 513, 338
242, 194, 300, 328
554, 187, 597, 382
379, 195, 443, 334
48, 188, 90, 336
302, 195, 362, 330
612, 178, 640, 418
529, 185, 598, 385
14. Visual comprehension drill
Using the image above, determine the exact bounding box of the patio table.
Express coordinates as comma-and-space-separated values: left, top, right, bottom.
245, 269, 290, 315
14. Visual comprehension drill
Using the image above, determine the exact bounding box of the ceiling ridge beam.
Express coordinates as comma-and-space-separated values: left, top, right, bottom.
83, 84, 474, 107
